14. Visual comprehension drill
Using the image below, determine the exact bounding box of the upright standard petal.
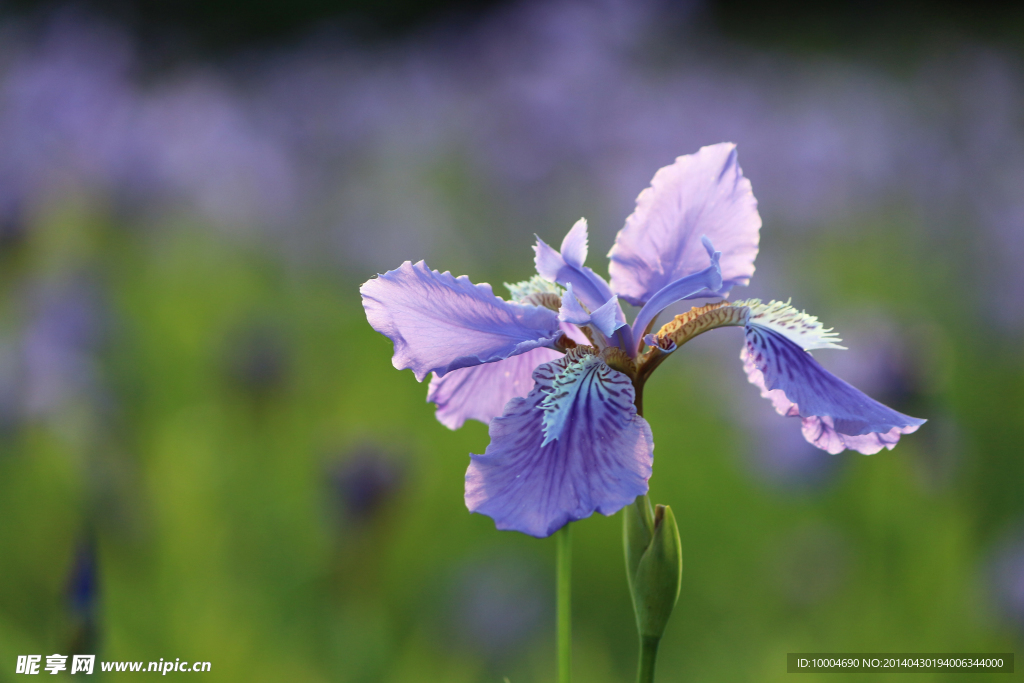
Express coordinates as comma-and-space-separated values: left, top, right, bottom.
361, 260, 561, 381
465, 351, 653, 538
608, 143, 761, 306
535, 218, 616, 312
742, 325, 925, 455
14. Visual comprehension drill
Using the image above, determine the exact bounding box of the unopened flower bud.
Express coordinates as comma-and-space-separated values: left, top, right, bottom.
623, 499, 682, 639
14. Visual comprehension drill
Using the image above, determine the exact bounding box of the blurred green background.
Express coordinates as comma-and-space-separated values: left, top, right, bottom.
1, 1, 1023, 681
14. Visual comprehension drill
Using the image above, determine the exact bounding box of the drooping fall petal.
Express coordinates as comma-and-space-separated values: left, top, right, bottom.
465, 351, 653, 537
741, 325, 924, 455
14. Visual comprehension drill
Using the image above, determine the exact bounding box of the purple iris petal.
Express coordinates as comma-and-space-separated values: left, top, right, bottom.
589, 296, 630, 340
608, 143, 762, 306
557, 285, 634, 352
428, 347, 564, 430
558, 218, 588, 269
557, 284, 592, 327
629, 236, 723, 350
534, 218, 615, 312
465, 352, 653, 538
361, 260, 562, 381
742, 325, 925, 455
428, 323, 590, 429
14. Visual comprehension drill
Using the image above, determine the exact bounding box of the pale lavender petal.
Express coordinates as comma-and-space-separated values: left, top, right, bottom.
629, 236, 723, 350
428, 323, 588, 429
589, 296, 629, 339
589, 296, 635, 354
557, 285, 632, 352
559, 217, 588, 268
741, 326, 925, 455
557, 284, 591, 326
465, 352, 653, 538
428, 346, 563, 430
361, 260, 561, 381
800, 417, 916, 455
608, 143, 761, 306
534, 218, 615, 311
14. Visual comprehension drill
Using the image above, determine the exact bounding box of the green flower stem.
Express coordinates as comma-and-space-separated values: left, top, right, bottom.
634, 382, 658, 683
637, 635, 660, 683
629, 497, 663, 683
557, 523, 572, 683
626, 383, 680, 683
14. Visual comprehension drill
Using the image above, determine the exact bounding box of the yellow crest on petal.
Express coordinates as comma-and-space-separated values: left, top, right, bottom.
635, 301, 748, 382
652, 301, 749, 349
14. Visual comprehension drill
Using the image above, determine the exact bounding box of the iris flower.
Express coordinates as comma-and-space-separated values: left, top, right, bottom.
360, 143, 924, 538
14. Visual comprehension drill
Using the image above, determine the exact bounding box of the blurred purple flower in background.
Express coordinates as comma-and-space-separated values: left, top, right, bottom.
20, 275, 108, 422
66, 535, 99, 653
134, 76, 298, 229
361, 143, 923, 537
330, 445, 405, 522
0, 13, 135, 214
0, 0, 1021, 327
988, 532, 1024, 633
224, 322, 290, 398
